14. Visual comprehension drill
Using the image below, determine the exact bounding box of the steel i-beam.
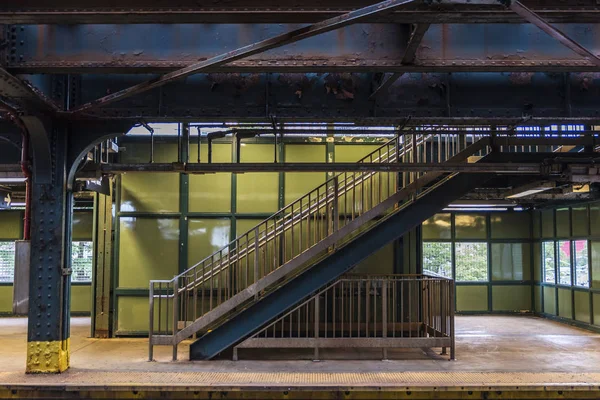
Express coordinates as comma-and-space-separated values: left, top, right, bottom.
69, 0, 416, 114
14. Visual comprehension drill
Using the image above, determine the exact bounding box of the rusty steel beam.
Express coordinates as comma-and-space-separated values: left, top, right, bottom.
510, 1, 600, 67
1, 2, 599, 24
370, 23, 429, 100
69, 0, 418, 114
86, 162, 546, 174
0, 66, 60, 114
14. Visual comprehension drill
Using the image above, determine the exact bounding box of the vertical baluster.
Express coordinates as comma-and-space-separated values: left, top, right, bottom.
254, 227, 259, 300
148, 283, 154, 361
382, 279, 388, 360
314, 295, 319, 360
172, 279, 178, 361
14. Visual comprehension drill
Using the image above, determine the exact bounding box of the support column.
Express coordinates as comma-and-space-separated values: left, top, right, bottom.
26, 124, 71, 373
92, 182, 113, 338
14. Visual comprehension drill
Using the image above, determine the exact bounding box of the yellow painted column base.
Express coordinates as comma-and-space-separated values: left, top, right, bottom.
26, 338, 70, 373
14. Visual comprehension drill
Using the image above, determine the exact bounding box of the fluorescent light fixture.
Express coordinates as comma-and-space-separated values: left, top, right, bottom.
0, 177, 26, 183
444, 207, 509, 212
505, 181, 556, 199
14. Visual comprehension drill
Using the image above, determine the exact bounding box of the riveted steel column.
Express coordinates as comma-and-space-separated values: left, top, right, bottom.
26, 123, 71, 373
92, 181, 113, 338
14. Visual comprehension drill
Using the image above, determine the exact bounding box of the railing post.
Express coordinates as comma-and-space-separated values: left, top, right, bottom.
313, 295, 320, 361
382, 279, 388, 360
332, 177, 339, 249
254, 227, 260, 300
148, 283, 154, 362
450, 281, 456, 361
172, 279, 179, 361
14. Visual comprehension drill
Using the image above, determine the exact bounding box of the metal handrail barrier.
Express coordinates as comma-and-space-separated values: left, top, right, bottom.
149, 132, 496, 360
233, 274, 455, 361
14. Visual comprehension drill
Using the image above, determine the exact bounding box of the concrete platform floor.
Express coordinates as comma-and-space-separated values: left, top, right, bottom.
0, 315, 599, 398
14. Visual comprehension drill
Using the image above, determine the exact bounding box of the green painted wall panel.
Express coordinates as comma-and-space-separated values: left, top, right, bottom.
284, 144, 327, 205
72, 211, 93, 241
491, 243, 531, 281
543, 286, 556, 315
456, 285, 488, 312
422, 214, 451, 240
574, 290, 591, 324
189, 143, 232, 213
236, 144, 279, 213
591, 205, 600, 237
188, 219, 231, 269
117, 296, 170, 333
71, 285, 91, 313
533, 285, 542, 312
350, 243, 394, 275
532, 211, 541, 239
556, 208, 570, 238
533, 241, 541, 282
558, 288, 572, 319
541, 210, 554, 238
334, 145, 381, 162
121, 142, 178, 163
490, 212, 530, 239
0, 211, 21, 240
455, 214, 486, 240
118, 218, 179, 288
572, 206, 589, 237
120, 173, 180, 213
0, 286, 12, 313
492, 285, 531, 311
591, 241, 600, 290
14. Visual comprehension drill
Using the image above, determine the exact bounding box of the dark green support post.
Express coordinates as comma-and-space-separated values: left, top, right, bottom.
26, 122, 72, 373
92, 181, 113, 338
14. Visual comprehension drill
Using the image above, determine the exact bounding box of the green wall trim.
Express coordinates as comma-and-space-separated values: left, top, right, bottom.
537, 312, 600, 334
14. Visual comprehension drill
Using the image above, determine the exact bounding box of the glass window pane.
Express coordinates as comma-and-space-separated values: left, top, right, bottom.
541, 210, 554, 238
543, 241, 556, 284
422, 242, 452, 278
558, 240, 572, 285
71, 241, 93, 283
592, 241, 600, 289
422, 214, 451, 240
0, 241, 15, 283
574, 240, 589, 288
455, 214, 487, 240
455, 242, 488, 282
491, 243, 530, 281
591, 204, 600, 236
556, 208, 570, 237
490, 213, 530, 239
572, 206, 589, 237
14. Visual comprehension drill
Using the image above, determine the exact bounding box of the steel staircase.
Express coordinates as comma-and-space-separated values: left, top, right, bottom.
149, 132, 496, 360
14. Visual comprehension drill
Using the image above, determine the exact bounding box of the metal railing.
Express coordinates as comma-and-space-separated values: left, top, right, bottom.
148, 131, 524, 360
233, 274, 455, 361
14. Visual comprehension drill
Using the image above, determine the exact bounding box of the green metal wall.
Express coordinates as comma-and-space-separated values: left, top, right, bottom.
533, 204, 599, 330
423, 211, 533, 313
0, 209, 93, 315
114, 139, 399, 335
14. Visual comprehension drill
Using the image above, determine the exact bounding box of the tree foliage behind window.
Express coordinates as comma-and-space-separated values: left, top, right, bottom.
72, 241, 93, 283
455, 242, 488, 282
0, 242, 15, 283
422, 242, 452, 278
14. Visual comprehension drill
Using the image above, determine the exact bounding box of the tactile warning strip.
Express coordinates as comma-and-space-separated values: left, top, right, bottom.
0, 371, 599, 388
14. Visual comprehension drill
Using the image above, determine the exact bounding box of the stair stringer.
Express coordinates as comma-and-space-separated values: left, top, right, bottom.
189, 172, 494, 360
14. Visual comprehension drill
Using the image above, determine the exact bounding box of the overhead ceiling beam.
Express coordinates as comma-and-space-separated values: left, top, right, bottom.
69, 0, 417, 115
510, 1, 600, 67
370, 23, 430, 100
0, 67, 60, 114
1, 3, 599, 24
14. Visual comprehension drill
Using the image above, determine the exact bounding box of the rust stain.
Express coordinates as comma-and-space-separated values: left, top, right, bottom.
508, 72, 534, 85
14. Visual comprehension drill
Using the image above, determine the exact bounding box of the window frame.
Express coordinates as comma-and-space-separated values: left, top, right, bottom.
542, 240, 556, 284
422, 241, 453, 279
